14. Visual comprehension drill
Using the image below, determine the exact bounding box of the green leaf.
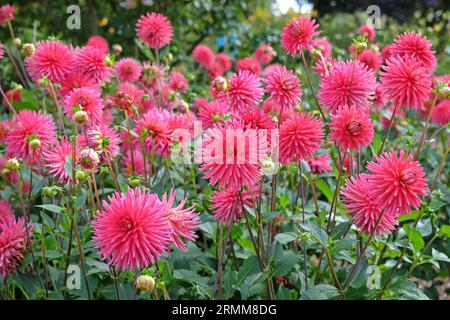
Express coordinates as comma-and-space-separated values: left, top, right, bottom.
403, 224, 424, 253
301, 284, 339, 300
331, 221, 351, 240
273, 251, 298, 277
236, 255, 261, 286
274, 232, 297, 245
389, 278, 429, 300
316, 180, 333, 202
350, 258, 369, 289
331, 238, 356, 254
431, 248, 450, 263
429, 199, 445, 211
438, 225, 450, 238
372, 133, 382, 154
300, 221, 328, 245
416, 218, 432, 237
35, 204, 63, 214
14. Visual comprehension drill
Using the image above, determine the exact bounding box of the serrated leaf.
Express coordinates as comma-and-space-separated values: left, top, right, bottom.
301, 284, 339, 300
35, 204, 63, 214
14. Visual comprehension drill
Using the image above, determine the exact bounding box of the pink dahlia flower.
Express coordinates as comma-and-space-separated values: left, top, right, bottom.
218, 71, 263, 111
264, 65, 302, 110
44, 136, 79, 184
6, 110, 57, 163
79, 124, 120, 162
137, 110, 172, 157
236, 57, 262, 76
198, 101, 230, 129
62, 87, 103, 125
359, 24, 376, 42
0, 4, 15, 26
136, 12, 173, 49
200, 121, 262, 190
255, 44, 276, 65
381, 44, 393, 62
0, 43, 4, 60
307, 153, 332, 174
86, 35, 109, 54
341, 174, 398, 236
0, 199, 14, 222
281, 16, 320, 57
93, 189, 171, 271
372, 83, 387, 110
279, 112, 324, 164
0, 215, 32, 277
390, 32, 436, 71
193, 44, 215, 69
319, 60, 376, 113
431, 100, 450, 125
58, 71, 99, 97
310, 38, 332, 58
73, 45, 111, 83
329, 105, 374, 152
240, 106, 276, 130
25, 40, 73, 84
211, 186, 259, 225
161, 190, 200, 251
216, 53, 232, 72
380, 54, 432, 110
357, 50, 381, 72
115, 58, 142, 83
367, 150, 429, 215
169, 71, 188, 93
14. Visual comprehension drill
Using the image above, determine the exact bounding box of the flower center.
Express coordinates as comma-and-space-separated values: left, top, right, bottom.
400, 170, 416, 184
346, 120, 362, 135
120, 218, 134, 232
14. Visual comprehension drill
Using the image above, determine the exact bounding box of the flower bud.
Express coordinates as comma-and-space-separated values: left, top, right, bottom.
75, 170, 88, 182
112, 44, 122, 55
5, 158, 20, 171
438, 84, 450, 99
355, 41, 367, 53
29, 138, 41, 150
13, 38, 22, 47
21, 43, 36, 57
212, 76, 228, 92
87, 129, 103, 150
129, 177, 140, 188
260, 158, 276, 175
136, 275, 155, 292
104, 55, 115, 67
73, 110, 88, 124
78, 148, 100, 170
39, 76, 50, 88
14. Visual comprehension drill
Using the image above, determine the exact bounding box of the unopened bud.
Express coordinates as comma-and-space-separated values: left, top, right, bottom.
39, 76, 50, 88
78, 148, 100, 170
136, 275, 155, 292
29, 138, 41, 150
355, 41, 367, 53
21, 43, 36, 57
212, 76, 228, 92
129, 178, 140, 188
261, 158, 276, 175
104, 55, 115, 67
5, 158, 20, 171
75, 170, 88, 182
13, 38, 22, 47
73, 110, 88, 124
112, 44, 122, 55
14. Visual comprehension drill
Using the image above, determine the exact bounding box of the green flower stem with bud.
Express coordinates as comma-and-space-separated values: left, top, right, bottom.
415, 95, 438, 160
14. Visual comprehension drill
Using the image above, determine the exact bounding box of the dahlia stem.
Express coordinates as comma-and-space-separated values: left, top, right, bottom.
87, 179, 98, 216
300, 49, 328, 126
39, 207, 49, 298
431, 146, 450, 191
377, 211, 423, 299
378, 103, 399, 156
3, 45, 27, 86
141, 138, 148, 183
49, 82, 68, 136
91, 171, 101, 213
341, 210, 387, 293
124, 112, 136, 174
415, 96, 438, 160
104, 150, 119, 190
0, 81, 18, 115
310, 180, 320, 217
298, 161, 308, 290
326, 151, 347, 234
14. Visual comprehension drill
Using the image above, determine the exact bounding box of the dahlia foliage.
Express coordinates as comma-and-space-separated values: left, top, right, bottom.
0, 4, 448, 301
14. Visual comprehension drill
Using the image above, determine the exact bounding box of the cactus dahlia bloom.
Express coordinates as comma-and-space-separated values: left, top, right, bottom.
62, 87, 103, 126
0, 43, 4, 60
192, 44, 215, 69
264, 65, 302, 111
136, 12, 173, 49
198, 100, 230, 129
93, 189, 172, 271
115, 58, 142, 83
329, 105, 374, 152
73, 45, 111, 83
200, 121, 262, 191
44, 136, 79, 184
279, 112, 324, 164
431, 100, 450, 126
218, 71, 263, 111
211, 185, 259, 225
359, 24, 376, 42
0, 199, 14, 222
319, 60, 376, 113
86, 35, 109, 54
0, 215, 33, 277
367, 150, 429, 215
390, 32, 436, 72
236, 57, 262, 76
6, 110, 57, 164
25, 40, 73, 84
255, 44, 277, 65
357, 50, 382, 72
341, 174, 398, 236
380, 54, 432, 110
216, 53, 232, 72
281, 16, 320, 57
136, 110, 172, 157
306, 153, 332, 174
0, 4, 15, 26
169, 71, 188, 93
161, 190, 200, 251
